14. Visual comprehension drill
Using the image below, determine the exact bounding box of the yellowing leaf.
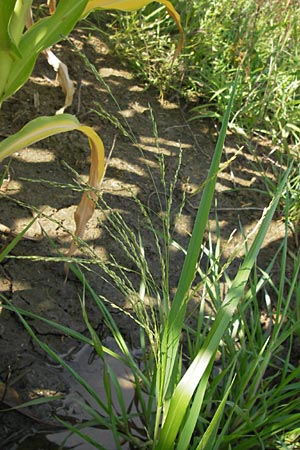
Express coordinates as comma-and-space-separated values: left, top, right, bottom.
0, 115, 105, 260
83, 0, 184, 58
161, 0, 184, 59
84, 0, 155, 11
47, 0, 57, 15
66, 125, 105, 260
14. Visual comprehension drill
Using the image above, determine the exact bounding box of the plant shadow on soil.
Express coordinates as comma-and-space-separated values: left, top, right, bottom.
0, 27, 298, 449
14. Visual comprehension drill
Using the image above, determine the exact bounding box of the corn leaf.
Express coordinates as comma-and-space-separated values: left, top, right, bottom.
1, 0, 88, 102
0, 0, 20, 99
84, 0, 172, 12
0, 114, 104, 257
9, 0, 32, 45
1, 0, 182, 103
0, 0, 18, 51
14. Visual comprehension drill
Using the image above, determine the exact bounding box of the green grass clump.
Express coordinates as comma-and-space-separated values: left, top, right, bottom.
2, 80, 300, 449
90, 0, 300, 245
1, 3, 300, 446
99, 0, 300, 148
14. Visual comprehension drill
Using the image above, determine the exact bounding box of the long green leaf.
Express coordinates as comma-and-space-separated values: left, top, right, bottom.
156, 166, 291, 448
176, 357, 214, 450
9, 0, 32, 45
0, 0, 19, 102
1, 299, 132, 364
158, 77, 238, 409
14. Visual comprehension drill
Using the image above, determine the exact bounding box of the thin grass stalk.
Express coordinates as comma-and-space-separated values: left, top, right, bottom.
55, 416, 107, 450
0, 214, 40, 263
1, 301, 93, 346
70, 265, 151, 423
1, 299, 140, 366
80, 296, 125, 447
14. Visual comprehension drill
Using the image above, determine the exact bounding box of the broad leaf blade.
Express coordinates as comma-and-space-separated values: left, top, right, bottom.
0, 0, 18, 50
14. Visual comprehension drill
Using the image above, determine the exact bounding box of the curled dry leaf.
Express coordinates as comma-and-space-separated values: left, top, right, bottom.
45, 49, 75, 114
66, 125, 105, 266
47, 0, 57, 15
25, 4, 75, 114
0, 115, 105, 270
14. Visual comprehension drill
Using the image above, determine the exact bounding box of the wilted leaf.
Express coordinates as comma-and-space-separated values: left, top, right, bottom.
0, 115, 105, 261
25, 7, 75, 114
66, 124, 105, 260
47, 0, 57, 15
45, 49, 75, 114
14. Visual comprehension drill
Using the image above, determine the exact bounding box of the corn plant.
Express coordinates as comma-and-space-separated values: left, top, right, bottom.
0, 0, 183, 256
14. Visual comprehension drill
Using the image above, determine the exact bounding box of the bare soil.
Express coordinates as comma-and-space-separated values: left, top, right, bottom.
0, 27, 297, 449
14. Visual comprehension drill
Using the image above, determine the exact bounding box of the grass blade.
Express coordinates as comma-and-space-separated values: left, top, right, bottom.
159, 76, 238, 411
156, 163, 291, 448
196, 375, 236, 450
0, 214, 39, 263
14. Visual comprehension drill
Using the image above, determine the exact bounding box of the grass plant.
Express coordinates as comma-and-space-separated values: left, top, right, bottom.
2, 77, 300, 449
88, 0, 300, 238
102, 0, 300, 147
1, 2, 300, 448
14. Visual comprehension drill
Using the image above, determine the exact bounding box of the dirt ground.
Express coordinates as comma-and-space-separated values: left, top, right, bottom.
0, 27, 297, 449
